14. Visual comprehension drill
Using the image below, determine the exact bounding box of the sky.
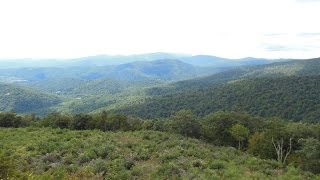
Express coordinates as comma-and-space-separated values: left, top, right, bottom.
0, 0, 319, 59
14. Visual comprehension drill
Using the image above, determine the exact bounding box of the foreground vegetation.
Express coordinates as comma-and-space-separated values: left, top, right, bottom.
1, 111, 320, 179
1, 128, 319, 179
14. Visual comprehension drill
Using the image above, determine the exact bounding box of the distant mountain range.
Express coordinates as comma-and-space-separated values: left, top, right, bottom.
0, 52, 274, 68
1, 53, 318, 120
0, 59, 232, 87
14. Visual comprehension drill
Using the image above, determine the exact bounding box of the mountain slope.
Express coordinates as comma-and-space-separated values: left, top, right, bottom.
116, 76, 320, 121
0, 83, 61, 114
115, 58, 320, 121
147, 57, 320, 95
108, 59, 217, 81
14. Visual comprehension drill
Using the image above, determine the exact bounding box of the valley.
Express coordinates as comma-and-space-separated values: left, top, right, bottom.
1, 54, 320, 179
1, 55, 319, 121
0, 53, 275, 115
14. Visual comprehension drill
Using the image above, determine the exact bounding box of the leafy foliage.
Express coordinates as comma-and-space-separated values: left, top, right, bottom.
297, 138, 320, 174
229, 124, 249, 150
167, 109, 200, 137
1, 110, 320, 177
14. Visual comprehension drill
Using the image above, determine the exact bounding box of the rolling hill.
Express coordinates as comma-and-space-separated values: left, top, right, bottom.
0, 59, 225, 84
146, 57, 320, 95
115, 58, 320, 122
116, 76, 320, 122
1, 56, 317, 117
0, 83, 61, 114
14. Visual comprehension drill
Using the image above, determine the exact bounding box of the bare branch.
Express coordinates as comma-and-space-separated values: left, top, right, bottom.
283, 137, 293, 164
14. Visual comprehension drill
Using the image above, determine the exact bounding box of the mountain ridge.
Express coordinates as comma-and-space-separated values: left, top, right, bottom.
0, 52, 278, 68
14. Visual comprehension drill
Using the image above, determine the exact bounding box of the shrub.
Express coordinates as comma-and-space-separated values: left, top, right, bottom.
209, 162, 225, 170
0, 112, 22, 128
89, 159, 107, 174
0, 152, 15, 179
124, 159, 135, 170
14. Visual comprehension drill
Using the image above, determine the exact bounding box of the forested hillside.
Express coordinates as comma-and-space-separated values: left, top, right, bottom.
148, 57, 320, 95
1, 57, 319, 118
0, 58, 239, 114
113, 58, 320, 121
116, 75, 320, 121
0, 83, 61, 114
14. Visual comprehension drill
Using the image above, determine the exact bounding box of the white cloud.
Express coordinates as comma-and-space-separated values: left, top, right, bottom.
0, 0, 319, 59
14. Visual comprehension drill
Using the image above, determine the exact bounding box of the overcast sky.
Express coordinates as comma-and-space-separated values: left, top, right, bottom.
0, 0, 319, 59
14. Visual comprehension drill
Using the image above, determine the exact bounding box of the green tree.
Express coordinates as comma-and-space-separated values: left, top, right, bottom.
200, 111, 238, 145
297, 138, 320, 174
248, 119, 294, 163
267, 119, 293, 164
106, 114, 130, 131
94, 110, 109, 131
72, 114, 92, 130
0, 112, 21, 128
169, 109, 200, 137
248, 132, 274, 159
229, 124, 249, 150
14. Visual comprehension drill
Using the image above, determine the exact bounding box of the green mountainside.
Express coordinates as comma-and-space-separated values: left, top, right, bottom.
116, 76, 320, 122
0, 59, 234, 114
0, 57, 319, 120
0, 83, 61, 114
115, 58, 320, 121
151, 57, 320, 94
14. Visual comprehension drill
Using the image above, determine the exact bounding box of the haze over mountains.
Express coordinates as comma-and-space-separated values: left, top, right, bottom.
0, 53, 272, 68
0, 53, 319, 121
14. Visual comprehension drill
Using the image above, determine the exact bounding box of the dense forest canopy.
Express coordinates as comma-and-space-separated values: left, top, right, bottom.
1, 57, 320, 118
117, 75, 320, 122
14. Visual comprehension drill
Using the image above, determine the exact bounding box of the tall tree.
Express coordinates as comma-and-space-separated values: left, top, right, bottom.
169, 109, 200, 137
229, 124, 249, 150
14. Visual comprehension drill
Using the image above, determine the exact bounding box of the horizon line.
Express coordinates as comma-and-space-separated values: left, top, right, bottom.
0, 52, 317, 61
